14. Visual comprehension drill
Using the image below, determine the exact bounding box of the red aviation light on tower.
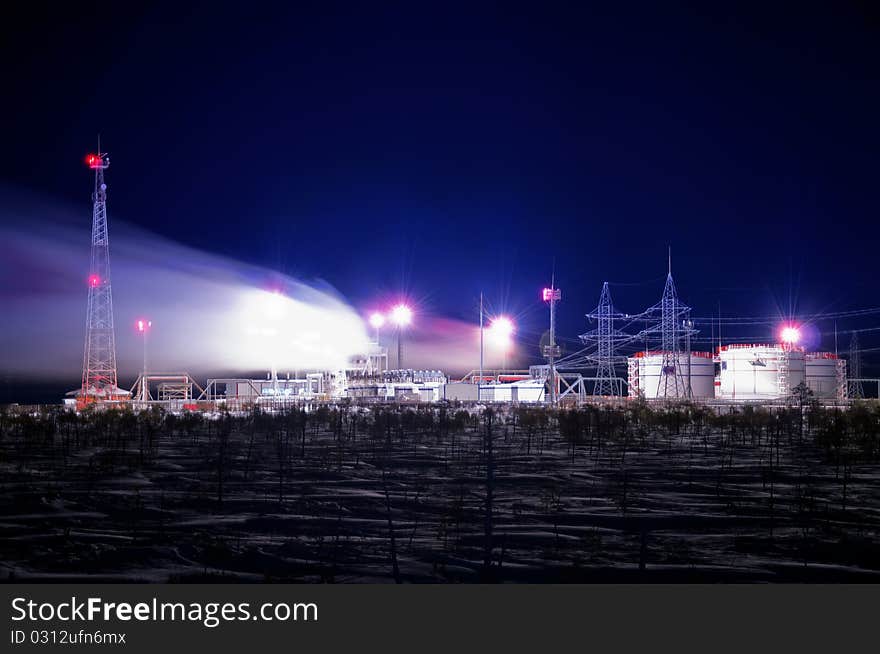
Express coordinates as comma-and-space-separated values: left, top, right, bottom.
88, 274, 100, 287
137, 319, 152, 333
85, 153, 109, 169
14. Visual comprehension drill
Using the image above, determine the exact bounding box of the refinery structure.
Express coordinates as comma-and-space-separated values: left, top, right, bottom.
62, 152, 870, 413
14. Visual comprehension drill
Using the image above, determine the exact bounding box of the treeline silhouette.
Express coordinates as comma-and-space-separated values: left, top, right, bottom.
1, 399, 879, 582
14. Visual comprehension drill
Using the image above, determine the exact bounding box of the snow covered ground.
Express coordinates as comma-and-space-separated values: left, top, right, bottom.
1, 403, 878, 582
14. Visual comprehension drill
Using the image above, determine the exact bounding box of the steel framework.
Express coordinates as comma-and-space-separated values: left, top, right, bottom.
849, 332, 864, 399
637, 266, 698, 399
79, 151, 125, 407
579, 282, 630, 396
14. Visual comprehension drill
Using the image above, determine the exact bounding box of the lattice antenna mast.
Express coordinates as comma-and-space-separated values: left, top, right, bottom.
849, 332, 864, 399
80, 150, 120, 404
541, 275, 562, 406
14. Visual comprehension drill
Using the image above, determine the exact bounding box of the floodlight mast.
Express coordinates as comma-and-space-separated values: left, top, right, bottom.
368, 312, 386, 374
479, 292, 484, 402
137, 319, 152, 402
391, 304, 412, 370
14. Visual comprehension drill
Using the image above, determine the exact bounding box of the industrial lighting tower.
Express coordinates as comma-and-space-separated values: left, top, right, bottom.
368, 312, 386, 375
542, 282, 562, 405
79, 150, 122, 408
137, 319, 152, 402
479, 292, 484, 402
391, 303, 413, 370
849, 332, 864, 399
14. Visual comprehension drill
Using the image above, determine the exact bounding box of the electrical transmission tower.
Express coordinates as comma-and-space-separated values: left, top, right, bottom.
637, 254, 697, 399
79, 150, 122, 408
849, 332, 864, 399
659, 271, 684, 397
580, 282, 629, 396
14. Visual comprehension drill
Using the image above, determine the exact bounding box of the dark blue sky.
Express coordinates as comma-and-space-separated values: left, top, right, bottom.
2, 2, 879, 367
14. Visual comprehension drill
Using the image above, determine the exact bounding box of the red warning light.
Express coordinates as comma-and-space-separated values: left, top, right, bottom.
542, 288, 561, 302
85, 153, 105, 169
89, 274, 100, 287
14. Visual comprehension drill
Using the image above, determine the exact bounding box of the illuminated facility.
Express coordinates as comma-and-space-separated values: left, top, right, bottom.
59, 152, 862, 412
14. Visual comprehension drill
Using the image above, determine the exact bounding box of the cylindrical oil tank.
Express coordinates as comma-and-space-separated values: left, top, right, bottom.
717, 344, 805, 400
627, 351, 715, 399
805, 352, 846, 400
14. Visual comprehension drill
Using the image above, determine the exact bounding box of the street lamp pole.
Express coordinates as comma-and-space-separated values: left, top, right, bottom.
137, 319, 152, 402
390, 304, 413, 373
369, 312, 385, 373
479, 292, 484, 402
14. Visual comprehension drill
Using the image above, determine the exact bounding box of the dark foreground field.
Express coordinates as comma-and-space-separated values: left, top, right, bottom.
1, 401, 880, 582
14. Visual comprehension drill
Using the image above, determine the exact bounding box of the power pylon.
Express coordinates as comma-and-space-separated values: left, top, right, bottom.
659, 271, 683, 397
637, 252, 696, 399
79, 149, 123, 408
580, 282, 629, 396
849, 332, 864, 399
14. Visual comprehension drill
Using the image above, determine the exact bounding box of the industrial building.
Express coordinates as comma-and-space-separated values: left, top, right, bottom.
805, 352, 847, 399
345, 369, 447, 403
715, 344, 805, 401
627, 351, 715, 399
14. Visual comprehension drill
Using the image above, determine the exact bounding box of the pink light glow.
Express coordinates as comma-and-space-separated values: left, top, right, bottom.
542, 287, 561, 302
391, 304, 413, 327
88, 274, 100, 287
780, 325, 800, 345
369, 312, 385, 329
137, 319, 152, 332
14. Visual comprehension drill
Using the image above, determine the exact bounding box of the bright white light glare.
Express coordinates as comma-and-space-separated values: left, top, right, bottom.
487, 316, 515, 349
780, 325, 801, 344
260, 290, 287, 320
369, 312, 385, 329
236, 289, 371, 371
391, 304, 413, 327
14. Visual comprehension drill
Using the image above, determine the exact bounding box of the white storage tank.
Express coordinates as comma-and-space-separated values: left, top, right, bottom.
717, 344, 805, 400
627, 351, 715, 399
805, 352, 846, 400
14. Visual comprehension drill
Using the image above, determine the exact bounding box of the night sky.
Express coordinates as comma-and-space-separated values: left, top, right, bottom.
2, 2, 879, 397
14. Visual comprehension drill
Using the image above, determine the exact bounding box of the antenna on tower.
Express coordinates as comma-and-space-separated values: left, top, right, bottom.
542, 264, 562, 406
78, 144, 125, 408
